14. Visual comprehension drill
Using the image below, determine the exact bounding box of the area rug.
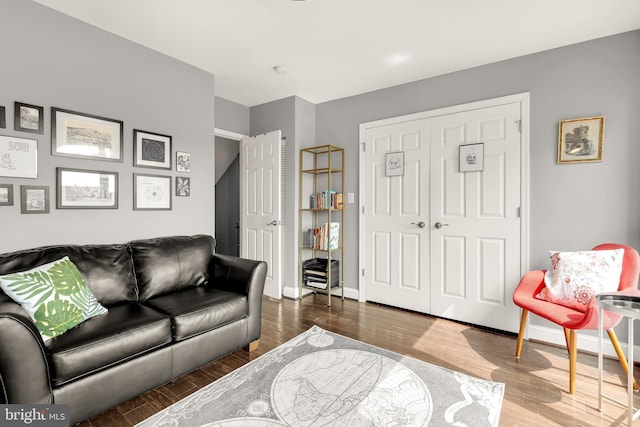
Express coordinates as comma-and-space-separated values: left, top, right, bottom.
137, 326, 504, 426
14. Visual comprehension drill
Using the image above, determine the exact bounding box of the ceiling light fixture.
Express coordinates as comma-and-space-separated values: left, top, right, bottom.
273, 64, 289, 75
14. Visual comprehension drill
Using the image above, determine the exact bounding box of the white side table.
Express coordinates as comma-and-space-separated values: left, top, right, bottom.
596, 294, 640, 426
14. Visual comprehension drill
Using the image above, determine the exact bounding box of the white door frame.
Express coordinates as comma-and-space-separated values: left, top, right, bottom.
214, 128, 247, 256
358, 92, 531, 304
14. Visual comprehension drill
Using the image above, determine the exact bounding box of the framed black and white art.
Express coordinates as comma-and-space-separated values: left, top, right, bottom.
15, 102, 44, 134
52, 107, 124, 162
133, 173, 172, 210
56, 167, 118, 209
0, 135, 38, 178
134, 129, 172, 170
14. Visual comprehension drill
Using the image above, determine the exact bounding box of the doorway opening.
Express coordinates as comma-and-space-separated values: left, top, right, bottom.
214, 129, 245, 256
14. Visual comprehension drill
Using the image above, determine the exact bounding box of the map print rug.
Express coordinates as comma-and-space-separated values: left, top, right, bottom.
137, 326, 504, 426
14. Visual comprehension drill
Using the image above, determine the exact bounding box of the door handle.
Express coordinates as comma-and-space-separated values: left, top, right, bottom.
434, 222, 449, 229
267, 220, 278, 226
411, 221, 426, 228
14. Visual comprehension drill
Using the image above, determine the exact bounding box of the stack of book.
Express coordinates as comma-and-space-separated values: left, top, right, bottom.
302, 258, 340, 290
303, 222, 340, 250
310, 190, 343, 210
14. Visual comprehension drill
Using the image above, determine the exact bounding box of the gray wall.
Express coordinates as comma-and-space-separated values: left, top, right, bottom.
215, 97, 250, 136
316, 30, 640, 328
0, 0, 216, 253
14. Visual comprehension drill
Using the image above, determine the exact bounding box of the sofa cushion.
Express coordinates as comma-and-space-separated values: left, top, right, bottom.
45, 303, 172, 386
0, 257, 108, 342
130, 235, 215, 301
0, 243, 137, 306
144, 286, 247, 341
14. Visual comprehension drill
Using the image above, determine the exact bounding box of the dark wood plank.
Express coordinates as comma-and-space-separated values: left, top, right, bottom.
78, 295, 639, 426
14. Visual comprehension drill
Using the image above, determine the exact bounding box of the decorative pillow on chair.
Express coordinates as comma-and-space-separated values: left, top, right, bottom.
0, 256, 107, 341
536, 249, 624, 312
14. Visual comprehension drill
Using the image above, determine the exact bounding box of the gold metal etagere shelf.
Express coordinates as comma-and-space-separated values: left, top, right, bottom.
298, 144, 344, 306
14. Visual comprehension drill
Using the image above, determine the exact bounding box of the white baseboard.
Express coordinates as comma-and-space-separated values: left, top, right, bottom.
528, 324, 639, 359
282, 285, 359, 301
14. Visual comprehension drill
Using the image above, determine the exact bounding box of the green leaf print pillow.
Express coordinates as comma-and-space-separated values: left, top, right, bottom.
0, 256, 107, 342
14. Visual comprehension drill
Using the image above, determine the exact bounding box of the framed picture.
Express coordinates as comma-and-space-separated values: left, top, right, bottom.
558, 116, 605, 164
176, 176, 190, 197
56, 167, 118, 209
20, 185, 49, 214
459, 143, 484, 172
385, 151, 404, 176
14, 102, 44, 134
134, 173, 171, 210
176, 151, 191, 172
52, 107, 123, 162
0, 184, 13, 206
0, 135, 38, 178
0, 106, 6, 129
134, 129, 172, 169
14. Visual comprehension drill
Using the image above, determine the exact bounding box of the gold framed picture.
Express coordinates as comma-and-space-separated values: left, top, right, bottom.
557, 116, 605, 164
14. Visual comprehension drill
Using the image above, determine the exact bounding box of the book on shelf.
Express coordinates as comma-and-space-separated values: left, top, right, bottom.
305, 222, 340, 250
309, 190, 343, 210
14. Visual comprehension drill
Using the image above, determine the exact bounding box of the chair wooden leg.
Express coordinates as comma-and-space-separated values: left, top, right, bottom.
607, 329, 639, 391
569, 329, 577, 394
516, 309, 528, 359
563, 328, 571, 357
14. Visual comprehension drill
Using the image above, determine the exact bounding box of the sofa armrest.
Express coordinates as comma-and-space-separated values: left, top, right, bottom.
0, 310, 52, 404
208, 254, 267, 341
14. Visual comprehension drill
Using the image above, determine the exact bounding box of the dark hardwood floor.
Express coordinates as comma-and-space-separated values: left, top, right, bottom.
79, 295, 639, 426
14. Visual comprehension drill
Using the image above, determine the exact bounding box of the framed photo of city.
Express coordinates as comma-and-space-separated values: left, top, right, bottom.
52, 107, 123, 162
0, 135, 38, 178
0, 184, 13, 206
133, 173, 171, 210
56, 167, 118, 209
14, 102, 44, 134
20, 185, 49, 214
558, 116, 605, 164
176, 151, 191, 172
134, 129, 171, 169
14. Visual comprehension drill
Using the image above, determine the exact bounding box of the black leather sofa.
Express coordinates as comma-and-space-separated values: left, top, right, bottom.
0, 234, 267, 425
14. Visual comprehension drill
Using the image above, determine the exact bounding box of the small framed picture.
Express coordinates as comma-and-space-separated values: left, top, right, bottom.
21, 185, 49, 214
134, 129, 172, 169
558, 116, 605, 164
52, 107, 124, 162
57, 167, 118, 209
15, 102, 44, 134
385, 151, 404, 176
0, 106, 6, 129
459, 143, 484, 172
176, 176, 190, 197
0, 135, 38, 178
176, 151, 191, 172
134, 173, 172, 210
0, 184, 13, 206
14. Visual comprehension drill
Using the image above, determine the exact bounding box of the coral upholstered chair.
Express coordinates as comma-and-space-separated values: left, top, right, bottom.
513, 243, 640, 394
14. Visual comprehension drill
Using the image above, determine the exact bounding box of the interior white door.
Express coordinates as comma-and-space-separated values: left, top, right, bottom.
363, 119, 430, 313
240, 131, 282, 299
430, 102, 522, 332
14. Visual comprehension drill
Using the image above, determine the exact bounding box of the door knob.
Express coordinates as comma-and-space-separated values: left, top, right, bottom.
411, 221, 426, 228
267, 220, 278, 226
434, 222, 449, 229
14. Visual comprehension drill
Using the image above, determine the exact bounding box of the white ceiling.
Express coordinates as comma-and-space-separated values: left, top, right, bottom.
33, 0, 640, 107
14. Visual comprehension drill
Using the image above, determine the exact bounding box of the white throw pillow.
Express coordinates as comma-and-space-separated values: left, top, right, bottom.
0, 256, 107, 341
536, 249, 624, 312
